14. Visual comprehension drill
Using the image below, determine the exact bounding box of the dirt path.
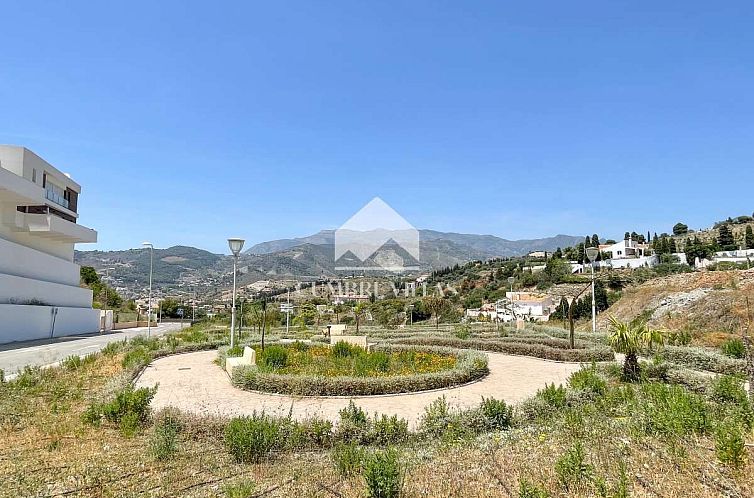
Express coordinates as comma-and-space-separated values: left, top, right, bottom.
135, 350, 585, 428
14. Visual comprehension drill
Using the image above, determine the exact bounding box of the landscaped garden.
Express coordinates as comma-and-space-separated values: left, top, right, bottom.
2, 318, 754, 497
222, 341, 489, 396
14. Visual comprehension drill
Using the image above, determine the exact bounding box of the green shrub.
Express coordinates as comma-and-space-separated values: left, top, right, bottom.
635, 383, 710, 438
721, 338, 746, 359
282, 417, 334, 449
538, 384, 567, 408
667, 328, 692, 346
518, 479, 550, 498
715, 420, 747, 468
641, 357, 670, 382
567, 364, 606, 395
222, 479, 256, 498
363, 448, 404, 498
102, 340, 125, 356
150, 411, 181, 461
83, 386, 156, 432
226, 345, 244, 357
554, 442, 593, 491
453, 324, 471, 340
371, 414, 409, 445
130, 335, 161, 351
332, 341, 361, 358
62, 355, 83, 370
260, 345, 288, 369
224, 413, 280, 463
419, 396, 451, 438
332, 442, 366, 477
122, 347, 153, 369
480, 397, 513, 431
338, 401, 370, 443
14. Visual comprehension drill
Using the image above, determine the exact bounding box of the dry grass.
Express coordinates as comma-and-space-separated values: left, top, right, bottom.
2, 340, 754, 497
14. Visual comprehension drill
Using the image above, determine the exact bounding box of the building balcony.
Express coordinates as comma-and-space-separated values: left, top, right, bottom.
45, 188, 70, 210
3, 211, 97, 243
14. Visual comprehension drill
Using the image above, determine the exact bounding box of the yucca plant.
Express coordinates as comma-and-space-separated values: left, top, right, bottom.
608, 316, 664, 381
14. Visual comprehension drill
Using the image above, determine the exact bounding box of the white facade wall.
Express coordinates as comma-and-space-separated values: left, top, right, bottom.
0, 236, 80, 286
0, 274, 94, 308
0, 304, 100, 343
0, 145, 99, 344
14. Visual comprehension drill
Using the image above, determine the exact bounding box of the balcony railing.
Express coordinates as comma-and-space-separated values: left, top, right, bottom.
45, 189, 69, 209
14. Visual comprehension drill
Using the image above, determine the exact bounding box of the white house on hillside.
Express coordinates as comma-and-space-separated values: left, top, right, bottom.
598, 239, 658, 269
0, 145, 100, 343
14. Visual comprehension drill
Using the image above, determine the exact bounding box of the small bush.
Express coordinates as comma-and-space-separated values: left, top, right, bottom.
102, 340, 125, 357
260, 345, 288, 369
480, 397, 513, 431
283, 417, 334, 449
122, 348, 153, 369
721, 338, 746, 359
83, 386, 156, 431
371, 414, 409, 445
338, 401, 370, 443
224, 413, 280, 463
518, 479, 550, 498
62, 355, 83, 370
454, 324, 471, 340
555, 442, 593, 491
332, 341, 361, 358
150, 411, 181, 461
667, 328, 692, 346
419, 396, 451, 438
635, 383, 710, 438
567, 364, 606, 395
226, 345, 244, 357
662, 346, 745, 375
538, 384, 567, 408
223, 479, 256, 498
363, 448, 404, 498
130, 335, 161, 351
715, 420, 747, 468
332, 442, 366, 477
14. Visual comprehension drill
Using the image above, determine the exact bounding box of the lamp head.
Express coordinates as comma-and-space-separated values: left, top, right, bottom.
507, 276, 515, 284
228, 238, 245, 257
142, 241, 153, 249
585, 247, 599, 262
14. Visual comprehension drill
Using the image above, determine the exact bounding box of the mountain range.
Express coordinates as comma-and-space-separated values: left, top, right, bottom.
75, 230, 584, 294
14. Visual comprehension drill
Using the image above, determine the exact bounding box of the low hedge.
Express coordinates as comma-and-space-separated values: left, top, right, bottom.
231, 345, 489, 396
389, 336, 614, 363
661, 346, 745, 375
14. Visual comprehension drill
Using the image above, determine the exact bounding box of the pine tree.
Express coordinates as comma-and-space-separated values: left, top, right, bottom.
745, 226, 754, 250
718, 224, 736, 251
624, 232, 630, 241
591, 234, 599, 247
669, 238, 677, 253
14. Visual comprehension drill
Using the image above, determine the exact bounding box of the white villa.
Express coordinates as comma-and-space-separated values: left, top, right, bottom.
0, 145, 99, 343
598, 239, 658, 269
466, 292, 556, 323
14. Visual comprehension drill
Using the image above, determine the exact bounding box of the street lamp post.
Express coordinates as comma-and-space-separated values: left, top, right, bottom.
142, 242, 154, 338
507, 276, 515, 294
585, 247, 599, 333
228, 238, 245, 349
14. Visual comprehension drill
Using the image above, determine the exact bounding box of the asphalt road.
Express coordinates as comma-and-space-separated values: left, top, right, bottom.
0, 322, 184, 378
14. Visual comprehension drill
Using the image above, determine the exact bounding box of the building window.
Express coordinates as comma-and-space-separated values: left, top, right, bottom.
32, 169, 37, 183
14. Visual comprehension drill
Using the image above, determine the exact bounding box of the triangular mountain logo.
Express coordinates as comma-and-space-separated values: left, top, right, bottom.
335, 197, 419, 271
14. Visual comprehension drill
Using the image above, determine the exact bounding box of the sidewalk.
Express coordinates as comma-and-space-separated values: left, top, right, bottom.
0, 322, 184, 378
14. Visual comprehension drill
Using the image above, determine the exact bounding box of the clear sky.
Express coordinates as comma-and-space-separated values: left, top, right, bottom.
2, 1, 753, 254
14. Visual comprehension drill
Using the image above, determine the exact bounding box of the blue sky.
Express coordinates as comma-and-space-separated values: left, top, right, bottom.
2, 1, 754, 254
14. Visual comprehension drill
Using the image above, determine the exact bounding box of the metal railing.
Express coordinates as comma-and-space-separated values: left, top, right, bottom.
45, 189, 69, 209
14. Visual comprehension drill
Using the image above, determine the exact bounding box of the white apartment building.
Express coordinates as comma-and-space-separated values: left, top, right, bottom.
598, 239, 658, 269
0, 145, 99, 343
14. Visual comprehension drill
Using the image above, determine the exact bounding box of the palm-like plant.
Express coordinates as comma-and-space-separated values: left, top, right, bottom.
608, 316, 664, 381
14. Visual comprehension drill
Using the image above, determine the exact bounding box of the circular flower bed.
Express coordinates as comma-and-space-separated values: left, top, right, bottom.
224, 342, 489, 396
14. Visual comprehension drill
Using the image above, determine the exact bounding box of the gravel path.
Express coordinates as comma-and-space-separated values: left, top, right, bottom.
135, 350, 585, 428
